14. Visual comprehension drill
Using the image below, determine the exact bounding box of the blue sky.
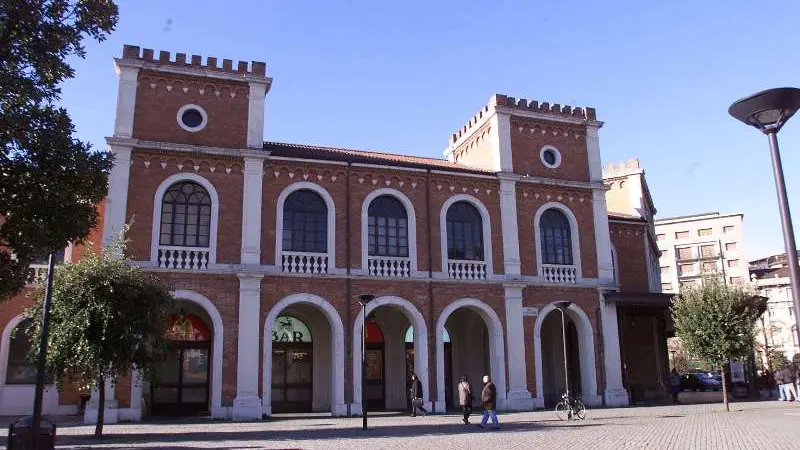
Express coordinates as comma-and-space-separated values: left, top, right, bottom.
61, 0, 800, 261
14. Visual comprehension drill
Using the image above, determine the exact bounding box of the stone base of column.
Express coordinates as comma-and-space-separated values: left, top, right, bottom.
349, 402, 362, 416
232, 395, 263, 420
118, 407, 142, 422
583, 393, 604, 407
504, 389, 535, 411
434, 401, 447, 414
83, 399, 119, 424
533, 396, 545, 409
604, 388, 630, 407
331, 403, 348, 416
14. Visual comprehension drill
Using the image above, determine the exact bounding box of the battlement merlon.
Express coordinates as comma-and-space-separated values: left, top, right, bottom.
114, 45, 273, 87
445, 93, 603, 156
602, 159, 644, 178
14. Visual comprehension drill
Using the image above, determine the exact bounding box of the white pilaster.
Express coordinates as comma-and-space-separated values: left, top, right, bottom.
101, 144, 133, 255
585, 124, 603, 182
593, 189, 615, 283
498, 178, 521, 275
492, 111, 514, 172
112, 65, 139, 138
247, 82, 268, 149
119, 369, 143, 421
233, 274, 264, 420
240, 157, 265, 266
83, 377, 119, 424
600, 293, 629, 406
503, 284, 533, 410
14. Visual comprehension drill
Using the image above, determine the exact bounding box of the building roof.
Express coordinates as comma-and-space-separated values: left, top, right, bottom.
608, 212, 648, 223
264, 141, 494, 175
655, 211, 743, 224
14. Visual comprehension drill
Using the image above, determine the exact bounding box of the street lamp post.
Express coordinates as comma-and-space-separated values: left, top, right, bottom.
31, 252, 56, 449
729, 87, 800, 354
355, 294, 375, 430
553, 301, 572, 397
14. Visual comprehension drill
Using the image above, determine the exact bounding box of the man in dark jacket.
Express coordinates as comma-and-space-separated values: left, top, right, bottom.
478, 374, 500, 429
409, 373, 428, 417
776, 367, 786, 400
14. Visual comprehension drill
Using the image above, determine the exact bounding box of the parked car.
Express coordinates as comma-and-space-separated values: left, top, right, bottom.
680, 373, 722, 391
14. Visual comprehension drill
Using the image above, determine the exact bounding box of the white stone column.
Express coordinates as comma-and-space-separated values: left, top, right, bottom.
240, 156, 264, 266
112, 64, 139, 138
233, 274, 264, 420
498, 178, 521, 276
247, 82, 268, 149
593, 189, 615, 283
600, 293, 629, 406
503, 284, 533, 410
101, 144, 133, 255
83, 377, 119, 424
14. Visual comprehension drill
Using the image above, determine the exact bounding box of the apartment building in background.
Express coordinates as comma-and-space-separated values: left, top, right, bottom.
655, 212, 747, 293
749, 253, 800, 366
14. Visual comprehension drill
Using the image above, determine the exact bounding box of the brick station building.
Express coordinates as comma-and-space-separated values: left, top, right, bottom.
0, 45, 671, 422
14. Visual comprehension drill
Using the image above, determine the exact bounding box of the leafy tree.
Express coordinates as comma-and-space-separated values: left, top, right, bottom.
0, 0, 119, 299
26, 240, 173, 436
671, 276, 766, 411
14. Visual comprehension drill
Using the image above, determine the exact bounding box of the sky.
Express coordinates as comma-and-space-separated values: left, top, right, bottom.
60, 0, 800, 262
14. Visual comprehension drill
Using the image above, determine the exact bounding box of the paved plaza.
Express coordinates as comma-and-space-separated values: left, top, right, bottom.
3, 399, 800, 449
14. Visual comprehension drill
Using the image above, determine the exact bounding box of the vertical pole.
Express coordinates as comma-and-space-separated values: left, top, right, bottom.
31, 252, 56, 449
560, 307, 569, 396
766, 130, 800, 347
362, 302, 368, 430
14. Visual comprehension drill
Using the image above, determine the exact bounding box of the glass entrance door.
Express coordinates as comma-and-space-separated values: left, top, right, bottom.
271, 345, 313, 413
151, 346, 210, 416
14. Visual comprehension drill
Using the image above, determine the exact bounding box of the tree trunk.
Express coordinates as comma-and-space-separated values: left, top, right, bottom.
721, 366, 729, 412
95, 375, 105, 437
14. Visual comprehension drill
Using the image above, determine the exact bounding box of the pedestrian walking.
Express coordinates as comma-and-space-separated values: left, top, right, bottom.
785, 364, 799, 401
457, 375, 473, 424
409, 372, 428, 417
478, 374, 500, 430
776, 367, 787, 401
668, 368, 681, 404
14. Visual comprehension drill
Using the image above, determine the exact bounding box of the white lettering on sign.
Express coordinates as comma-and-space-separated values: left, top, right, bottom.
522, 307, 538, 316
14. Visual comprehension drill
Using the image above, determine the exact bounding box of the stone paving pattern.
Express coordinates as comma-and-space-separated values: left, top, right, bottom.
3, 400, 800, 449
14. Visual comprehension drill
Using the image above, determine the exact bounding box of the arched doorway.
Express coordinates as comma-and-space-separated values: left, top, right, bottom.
406, 326, 451, 409
352, 296, 428, 414
365, 321, 385, 410
539, 311, 581, 407
270, 315, 313, 413
263, 294, 346, 416
151, 312, 212, 416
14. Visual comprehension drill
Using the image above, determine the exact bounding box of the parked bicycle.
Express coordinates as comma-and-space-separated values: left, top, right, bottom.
554, 392, 586, 421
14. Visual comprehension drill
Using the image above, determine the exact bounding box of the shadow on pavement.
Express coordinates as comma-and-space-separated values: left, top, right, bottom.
0, 419, 604, 448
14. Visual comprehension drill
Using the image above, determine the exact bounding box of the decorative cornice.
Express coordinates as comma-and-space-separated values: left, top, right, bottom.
116, 58, 272, 86
106, 137, 269, 159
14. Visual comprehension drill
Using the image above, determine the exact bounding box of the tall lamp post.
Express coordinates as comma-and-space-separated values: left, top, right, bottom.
355, 294, 375, 430
553, 301, 572, 397
31, 252, 57, 449
729, 87, 800, 350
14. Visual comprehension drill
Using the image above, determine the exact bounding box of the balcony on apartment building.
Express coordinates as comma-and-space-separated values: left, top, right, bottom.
678, 261, 721, 279
675, 245, 721, 263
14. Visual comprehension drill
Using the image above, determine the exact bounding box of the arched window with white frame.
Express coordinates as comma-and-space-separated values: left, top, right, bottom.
534, 203, 581, 284
280, 189, 330, 274
441, 196, 492, 281
151, 173, 219, 271
4, 318, 35, 385
362, 190, 417, 278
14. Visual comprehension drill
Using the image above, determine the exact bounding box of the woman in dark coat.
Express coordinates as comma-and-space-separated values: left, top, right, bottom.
409, 373, 428, 417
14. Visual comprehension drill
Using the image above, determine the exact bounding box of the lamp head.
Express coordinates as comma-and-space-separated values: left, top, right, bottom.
729, 87, 800, 133
356, 294, 375, 305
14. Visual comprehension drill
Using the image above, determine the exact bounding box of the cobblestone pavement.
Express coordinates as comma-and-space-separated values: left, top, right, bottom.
3, 400, 800, 449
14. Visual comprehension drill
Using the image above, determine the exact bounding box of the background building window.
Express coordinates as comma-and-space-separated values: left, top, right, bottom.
675, 231, 689, 239
660, 266, 670, 275
656, 233, 665, 241
445, 201, 483, 260
727, 259, 739, 267
677, 247, 693, 260
6, 319, 36, 384
539, 209, 573, 265
368, 195, 409, 257
700, 244, 715, 258
282, 190, 328, 253
698, 228, 712, 236
729, 276, 742, 285
723, 226, 735, 234
159, 181, 212, 247
702, 261, 717, 272
661, 283, 672, 291
679, 263, 695, 276
725, 242, 737, 251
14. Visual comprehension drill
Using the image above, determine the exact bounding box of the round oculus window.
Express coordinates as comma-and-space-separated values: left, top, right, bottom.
539, 146, 562, 168
181, 109, 203, 128
176, 104, 208, 132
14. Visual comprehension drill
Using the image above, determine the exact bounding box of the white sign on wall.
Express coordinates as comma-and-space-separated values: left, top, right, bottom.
522, 307, 539, 317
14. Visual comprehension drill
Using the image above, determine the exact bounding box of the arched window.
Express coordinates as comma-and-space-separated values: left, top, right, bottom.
368, 196, 409, 257
405, 325, 449, 343
282, 190, 328, 253
159, 181, 212, 247
446, 201, 484, 260
6, 319, 36, 384
540, 209, 573, 265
